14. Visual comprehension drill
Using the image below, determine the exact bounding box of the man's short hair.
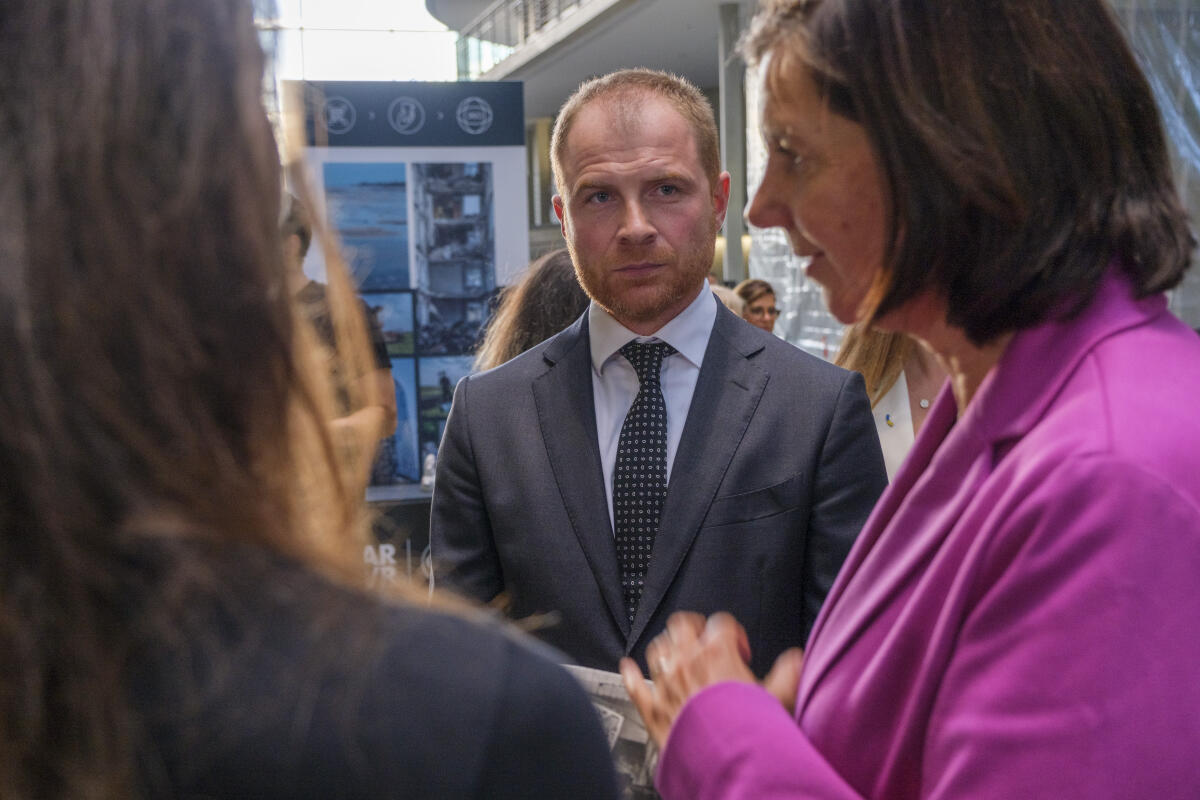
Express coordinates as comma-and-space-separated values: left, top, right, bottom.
280, 193, 312, 258
550, 68, 720, 199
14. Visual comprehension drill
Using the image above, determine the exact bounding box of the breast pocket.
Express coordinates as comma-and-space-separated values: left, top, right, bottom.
702, 470, 807, 528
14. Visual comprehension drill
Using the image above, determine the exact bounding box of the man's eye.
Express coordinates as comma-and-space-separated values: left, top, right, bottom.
588, 191, 610, 203
657, 184, 678, 196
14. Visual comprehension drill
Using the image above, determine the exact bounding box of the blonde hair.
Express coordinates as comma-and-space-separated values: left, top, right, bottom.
833, 324, 913, 408
711, 284, 745, 315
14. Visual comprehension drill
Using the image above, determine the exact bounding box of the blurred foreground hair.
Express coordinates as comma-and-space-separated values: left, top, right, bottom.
0, 1, 404, 796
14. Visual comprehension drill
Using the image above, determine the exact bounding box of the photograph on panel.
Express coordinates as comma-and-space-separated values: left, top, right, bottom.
417, 354, 474, 458
323, 161, 410, 291
369, 356, 420, 486
365, 290, 417, 356
412, 162, 495, 353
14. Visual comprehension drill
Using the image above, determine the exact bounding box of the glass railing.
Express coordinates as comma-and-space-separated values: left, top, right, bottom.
456, 0, 585, 79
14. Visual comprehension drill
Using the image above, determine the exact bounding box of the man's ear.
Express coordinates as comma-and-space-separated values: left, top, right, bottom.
552, 194, 567, 236
713, 172, 732, 227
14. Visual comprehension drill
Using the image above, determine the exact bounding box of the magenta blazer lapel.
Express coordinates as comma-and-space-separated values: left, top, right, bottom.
796, 269, 1172, 717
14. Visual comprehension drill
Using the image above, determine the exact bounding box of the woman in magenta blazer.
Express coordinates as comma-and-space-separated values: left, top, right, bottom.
621, 0, 1200, 797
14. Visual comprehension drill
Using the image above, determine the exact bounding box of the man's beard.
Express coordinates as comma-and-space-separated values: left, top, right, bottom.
570, 224, 717, 328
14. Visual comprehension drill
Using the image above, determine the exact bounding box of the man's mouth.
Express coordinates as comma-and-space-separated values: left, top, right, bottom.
615, 262, 665, 275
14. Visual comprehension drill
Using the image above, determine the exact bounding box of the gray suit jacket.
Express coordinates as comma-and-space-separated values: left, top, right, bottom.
431, 304, 886, 675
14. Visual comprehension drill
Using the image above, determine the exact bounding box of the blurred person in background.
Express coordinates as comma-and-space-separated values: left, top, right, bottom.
474, 247, 590, 371
835, 325, 946, 481
735, 277, 780, 333
624, 0, 1200, 797
0, 2, 618, 797
709, 283, 745, 316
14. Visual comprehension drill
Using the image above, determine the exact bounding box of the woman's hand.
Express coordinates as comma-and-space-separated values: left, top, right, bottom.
620, 611, 805, 749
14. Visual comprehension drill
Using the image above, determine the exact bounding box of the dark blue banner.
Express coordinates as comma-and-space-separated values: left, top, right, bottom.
292, 80, 524, 148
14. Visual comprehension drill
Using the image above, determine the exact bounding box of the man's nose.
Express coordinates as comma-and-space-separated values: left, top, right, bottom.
618, 200, 656, 246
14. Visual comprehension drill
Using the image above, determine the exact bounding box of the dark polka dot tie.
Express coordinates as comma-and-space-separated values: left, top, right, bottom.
613, 341, 676, 624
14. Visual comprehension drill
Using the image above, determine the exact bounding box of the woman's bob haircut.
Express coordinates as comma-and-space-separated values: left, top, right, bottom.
742, 0, 1194, 344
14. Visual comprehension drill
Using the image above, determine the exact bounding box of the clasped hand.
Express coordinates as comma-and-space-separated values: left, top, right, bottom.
620, 611, 804, 749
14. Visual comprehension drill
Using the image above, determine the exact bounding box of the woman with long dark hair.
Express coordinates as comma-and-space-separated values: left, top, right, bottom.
0, 2, 616, 797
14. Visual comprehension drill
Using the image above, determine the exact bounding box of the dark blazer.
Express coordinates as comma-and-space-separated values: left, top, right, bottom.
431, 304, 887, 676
132, 550, 618, 799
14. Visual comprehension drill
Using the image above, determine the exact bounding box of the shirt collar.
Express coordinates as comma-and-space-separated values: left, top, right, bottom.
589, 282, 716, 375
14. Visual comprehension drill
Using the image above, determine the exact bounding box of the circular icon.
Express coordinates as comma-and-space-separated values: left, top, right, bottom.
456, 96, 494, 135
322, 96, 356, 135
387, 96, 426, 135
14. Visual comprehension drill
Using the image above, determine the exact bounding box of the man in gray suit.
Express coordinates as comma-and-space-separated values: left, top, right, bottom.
431, 69, 886, 677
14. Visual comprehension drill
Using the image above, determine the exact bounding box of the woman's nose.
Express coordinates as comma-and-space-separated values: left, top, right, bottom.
745, 171, 783, 230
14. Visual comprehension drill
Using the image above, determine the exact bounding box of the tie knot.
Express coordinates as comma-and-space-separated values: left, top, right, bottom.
620, 341, 676, 386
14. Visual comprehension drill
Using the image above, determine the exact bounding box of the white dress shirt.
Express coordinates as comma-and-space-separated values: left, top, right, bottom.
589, 283, 716, 530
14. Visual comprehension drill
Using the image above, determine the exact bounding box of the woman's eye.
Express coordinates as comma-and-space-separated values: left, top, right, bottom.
773, 138, 805, 169
776, 147, 802, 168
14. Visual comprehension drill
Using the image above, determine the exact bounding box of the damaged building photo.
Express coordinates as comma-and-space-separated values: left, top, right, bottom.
412, 162, 496, 355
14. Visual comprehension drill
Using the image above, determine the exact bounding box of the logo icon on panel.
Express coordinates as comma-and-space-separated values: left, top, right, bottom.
388, 97, 426, 135
322, 96, 356, 135
456, 97, 494, 135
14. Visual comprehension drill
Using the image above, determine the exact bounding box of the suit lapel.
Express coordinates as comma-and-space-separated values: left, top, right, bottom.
629, 308, 768, 646
533, 316, 630, 637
